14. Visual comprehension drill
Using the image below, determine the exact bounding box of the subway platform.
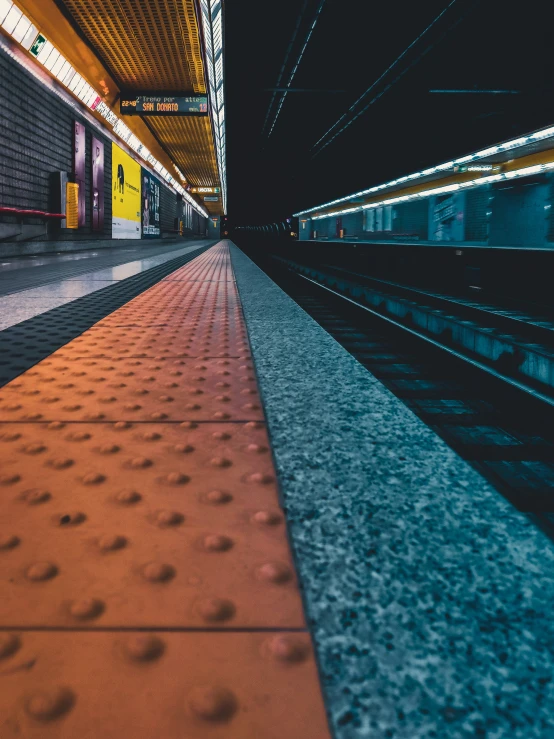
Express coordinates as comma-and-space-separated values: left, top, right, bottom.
1, 241, 554, 738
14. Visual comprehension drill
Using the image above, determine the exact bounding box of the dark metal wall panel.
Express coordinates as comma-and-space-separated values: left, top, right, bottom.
0, 45, 112, 239
160, 182, 177, 233
465, 187, 490, 243
393, 200, 429, 239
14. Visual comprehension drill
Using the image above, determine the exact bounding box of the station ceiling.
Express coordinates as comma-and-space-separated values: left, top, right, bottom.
53, 0, 221, 214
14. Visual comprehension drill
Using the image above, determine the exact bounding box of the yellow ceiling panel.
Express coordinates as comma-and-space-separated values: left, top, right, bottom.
147, 115, 219, 187
58, 0, 205, 92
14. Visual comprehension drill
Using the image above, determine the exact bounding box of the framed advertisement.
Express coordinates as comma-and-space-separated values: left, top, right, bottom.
91, 137, 104, 232
141, 168, 161, 238
112, 143, 141, 239
74, 121, 86, 227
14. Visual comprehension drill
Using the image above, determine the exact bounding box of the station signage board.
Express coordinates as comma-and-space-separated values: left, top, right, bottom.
204, 196, 219, 202
454, 164, 503, 173
190, 186, 221, 194
120, 94, 208, 116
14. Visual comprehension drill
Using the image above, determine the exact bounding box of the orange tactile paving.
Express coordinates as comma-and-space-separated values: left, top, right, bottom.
0, 633, 331, 739
0, 358, 264, 421
0, 243, 331, 738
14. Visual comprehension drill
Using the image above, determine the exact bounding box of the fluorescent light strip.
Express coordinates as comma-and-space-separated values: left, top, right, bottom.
295, 124, 554, 217
2, 3, 208, 219
200, 0, 227, 213
310, 162, 554, 220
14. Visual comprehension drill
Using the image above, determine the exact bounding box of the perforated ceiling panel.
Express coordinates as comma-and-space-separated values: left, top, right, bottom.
58, 0, 205, 92
148, 116, 219, 187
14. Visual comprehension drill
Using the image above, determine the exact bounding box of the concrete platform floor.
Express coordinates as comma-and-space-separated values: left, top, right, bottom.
0, 239, 215, 330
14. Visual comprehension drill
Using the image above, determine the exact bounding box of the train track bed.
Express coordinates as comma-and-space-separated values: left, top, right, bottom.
274, 256, 554, 398
247, 251, 554, 539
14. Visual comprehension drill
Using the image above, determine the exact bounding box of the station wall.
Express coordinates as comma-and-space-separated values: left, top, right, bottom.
0, 44, 112, 241
0, 42, 207, 245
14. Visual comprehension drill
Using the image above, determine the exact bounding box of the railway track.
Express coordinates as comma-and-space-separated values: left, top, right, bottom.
244, 249, 554, 541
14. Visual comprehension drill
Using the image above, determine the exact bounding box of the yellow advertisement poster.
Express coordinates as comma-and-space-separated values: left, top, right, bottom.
112, 143, 141, 239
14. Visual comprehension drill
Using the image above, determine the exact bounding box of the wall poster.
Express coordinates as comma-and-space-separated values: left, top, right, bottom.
74, 121, 86, 227
112, 142, 141, 239
91, 137, 104, 232
141, 168, 161, 238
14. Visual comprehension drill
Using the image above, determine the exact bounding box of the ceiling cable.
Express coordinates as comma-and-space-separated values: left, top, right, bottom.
260, 0, 310, 138
310, 0, 462, 157
265, 0, 328, 139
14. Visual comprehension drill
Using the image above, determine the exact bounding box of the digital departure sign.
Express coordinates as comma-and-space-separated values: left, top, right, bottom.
120, 95, 208, 116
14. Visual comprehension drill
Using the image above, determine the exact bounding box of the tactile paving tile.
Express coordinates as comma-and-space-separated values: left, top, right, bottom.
0, 242, 331, 737
0, 245, 212, 387
94, 283, 242, 327
0, 358, 263, 421
0, 632, 329, 739
0, 421, 301, 627
47, 328, 250, 360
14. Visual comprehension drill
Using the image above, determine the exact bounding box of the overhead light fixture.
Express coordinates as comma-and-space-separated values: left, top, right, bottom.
200, 0, 227, 214
295, 123, 554, 218
310, 162, 554, 221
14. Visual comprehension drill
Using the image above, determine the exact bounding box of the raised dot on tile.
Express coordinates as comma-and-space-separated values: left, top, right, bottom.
267, 635, 309, 663
25, 687, 75, 721
26, 562, 58, 582
0, 633, 20, 659
115, 489, 141, 505
151, 412, 168, 420
212, 431, 231, 441
98, 534, 127, 552
197, 597, 235, 623
57, 511, 86, 526
85, 412, 106, 421
188, 686, 237, 722
165, 471, 190, 486
247, 472, 273, 484
0, 431, 21, 441
99, 444, 120, 454
142, 431, 161, 441
21, 489, 51, 505
22, 443, 46, 455
202, 534, 233, 552
209, 456, 231, 468
251, 510, 282, 526
142, 562, 175, 582
204, 490, 232, 505
173, 444, 194, 454
256, 562, 292, 584
129, 457, 152, 469
0, 534, 20, 550
82, 472, 105, 485
124, 634, 165, 661
67, 431, 91, 442
0, 474, 21, 485
69, 598, 104, 620
156, 510, 184, 527
246, 444, 267, 454
48, 458, 74, 470
114, 421, 132, 431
